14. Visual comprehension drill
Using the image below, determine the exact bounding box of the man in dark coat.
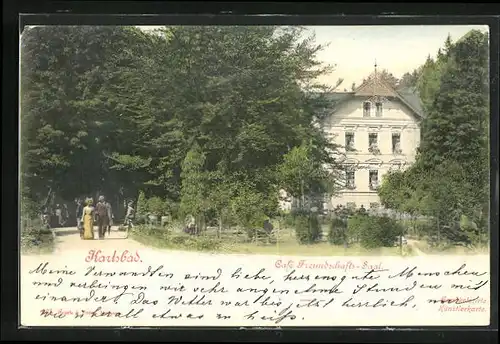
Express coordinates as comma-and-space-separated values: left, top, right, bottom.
95, 195, 110, 239
105, 200, 114, 236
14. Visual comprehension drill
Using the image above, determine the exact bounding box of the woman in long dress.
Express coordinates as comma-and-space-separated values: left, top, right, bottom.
81, 198, 95, 240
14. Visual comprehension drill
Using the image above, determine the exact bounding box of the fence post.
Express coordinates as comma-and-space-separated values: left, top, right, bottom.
277, 217, 280, 253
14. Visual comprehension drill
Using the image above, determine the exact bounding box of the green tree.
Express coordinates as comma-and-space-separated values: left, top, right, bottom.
20, 26, 157, 205
417, 30, 489, 232
398, 69, 420, 91
362, 68, 399, 89
416, 55, 446, 111
179, 143, 207, 227
136, 190, 148, 216
279, 141, 341, 209
378, 30, 489, 246
20, 25, 345, 227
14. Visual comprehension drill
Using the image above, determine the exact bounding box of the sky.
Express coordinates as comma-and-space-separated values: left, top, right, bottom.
308, 25, 489, 90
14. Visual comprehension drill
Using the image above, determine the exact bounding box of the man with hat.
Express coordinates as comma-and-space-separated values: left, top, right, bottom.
95, 195, 111, 239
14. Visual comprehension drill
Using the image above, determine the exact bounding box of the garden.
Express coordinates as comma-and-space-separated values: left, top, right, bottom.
128, 195, 412, 256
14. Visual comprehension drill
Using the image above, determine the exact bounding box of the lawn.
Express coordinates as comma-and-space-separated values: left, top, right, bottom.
410, 239, 489, 255
130, 225, 408, 256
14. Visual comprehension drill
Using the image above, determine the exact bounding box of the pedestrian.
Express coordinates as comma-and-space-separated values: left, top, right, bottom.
95, 195, 110, 239
75, 198, 84, 238
55, 204, 63, 227
81, 198, 95, 240
124, 201, 135, 229
105, 200, 114, 236
62, 203, 69, 225
41, 207, 51, 230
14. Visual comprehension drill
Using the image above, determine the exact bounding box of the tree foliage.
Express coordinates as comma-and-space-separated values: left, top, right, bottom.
21, 25, 344, 227
378, 30, 489, 245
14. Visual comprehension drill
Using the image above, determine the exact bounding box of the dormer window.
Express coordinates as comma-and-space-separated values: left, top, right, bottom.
375, 102, 383, 117
363, 101, 371, 117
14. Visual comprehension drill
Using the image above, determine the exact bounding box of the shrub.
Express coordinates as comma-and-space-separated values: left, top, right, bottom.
346, 214, 367, 243
130, 225, 221, 252
169, 234, 192, 246
163, 220, 184, 233
459, 215, 488, 247
21, 225, 55, 254
283, 213, 296, 228
328, 217, 347, 245
193, 236, 221, 251
135, 214, 147, 225
136, 190, 148, 215
147, 196, 169, 216
357, 215, 403, 249
413, 220, 435, 238
294, 211, 321, 244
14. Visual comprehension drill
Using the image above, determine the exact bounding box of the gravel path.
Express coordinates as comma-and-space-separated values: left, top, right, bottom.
407, 239, 426, 256
31, 226, 148, 257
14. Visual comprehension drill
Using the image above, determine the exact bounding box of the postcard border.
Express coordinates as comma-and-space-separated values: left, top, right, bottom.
3, 1, 499, 342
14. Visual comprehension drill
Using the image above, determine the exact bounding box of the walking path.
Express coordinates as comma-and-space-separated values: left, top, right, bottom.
49, 226, 147, 256
407, 239, 426, 256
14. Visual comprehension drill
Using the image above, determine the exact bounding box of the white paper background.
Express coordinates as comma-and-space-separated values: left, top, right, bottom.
20, 249, 490, 327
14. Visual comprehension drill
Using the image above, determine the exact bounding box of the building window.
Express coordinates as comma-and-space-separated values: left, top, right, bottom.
345, 132, 355, 151
369, 170, 379, 190
345, 170, 356, 189
363, 101, 371, 117
368, 133, 380, 154
392, 133, 402, 154
375, 102, 383, 117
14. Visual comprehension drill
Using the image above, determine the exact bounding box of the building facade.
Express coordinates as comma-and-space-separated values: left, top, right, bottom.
322, 70, 424, 211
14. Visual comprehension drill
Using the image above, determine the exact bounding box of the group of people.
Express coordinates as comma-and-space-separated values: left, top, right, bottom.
41, 204, 69, 228
75, 196, 135, 240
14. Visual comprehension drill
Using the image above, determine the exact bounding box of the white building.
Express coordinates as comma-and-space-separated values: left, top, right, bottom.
322, 68, 424, 211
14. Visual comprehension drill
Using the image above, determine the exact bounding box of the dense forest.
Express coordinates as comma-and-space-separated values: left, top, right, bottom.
378, 30, 490, 246
20, 26, 344, 227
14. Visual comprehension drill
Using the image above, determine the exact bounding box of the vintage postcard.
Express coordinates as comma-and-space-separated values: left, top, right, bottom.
19, 24, 491, 327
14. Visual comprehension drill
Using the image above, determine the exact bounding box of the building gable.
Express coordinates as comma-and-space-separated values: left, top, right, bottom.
354, 75, 399, 98
322, 70, 424, 120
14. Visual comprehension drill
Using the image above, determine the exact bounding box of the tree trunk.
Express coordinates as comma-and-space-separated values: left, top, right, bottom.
412, 215, 417, 237
437, 215, 441, 243
218, 215, 222, 239
399, 212, 403, 255
301, 179, 305, 210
